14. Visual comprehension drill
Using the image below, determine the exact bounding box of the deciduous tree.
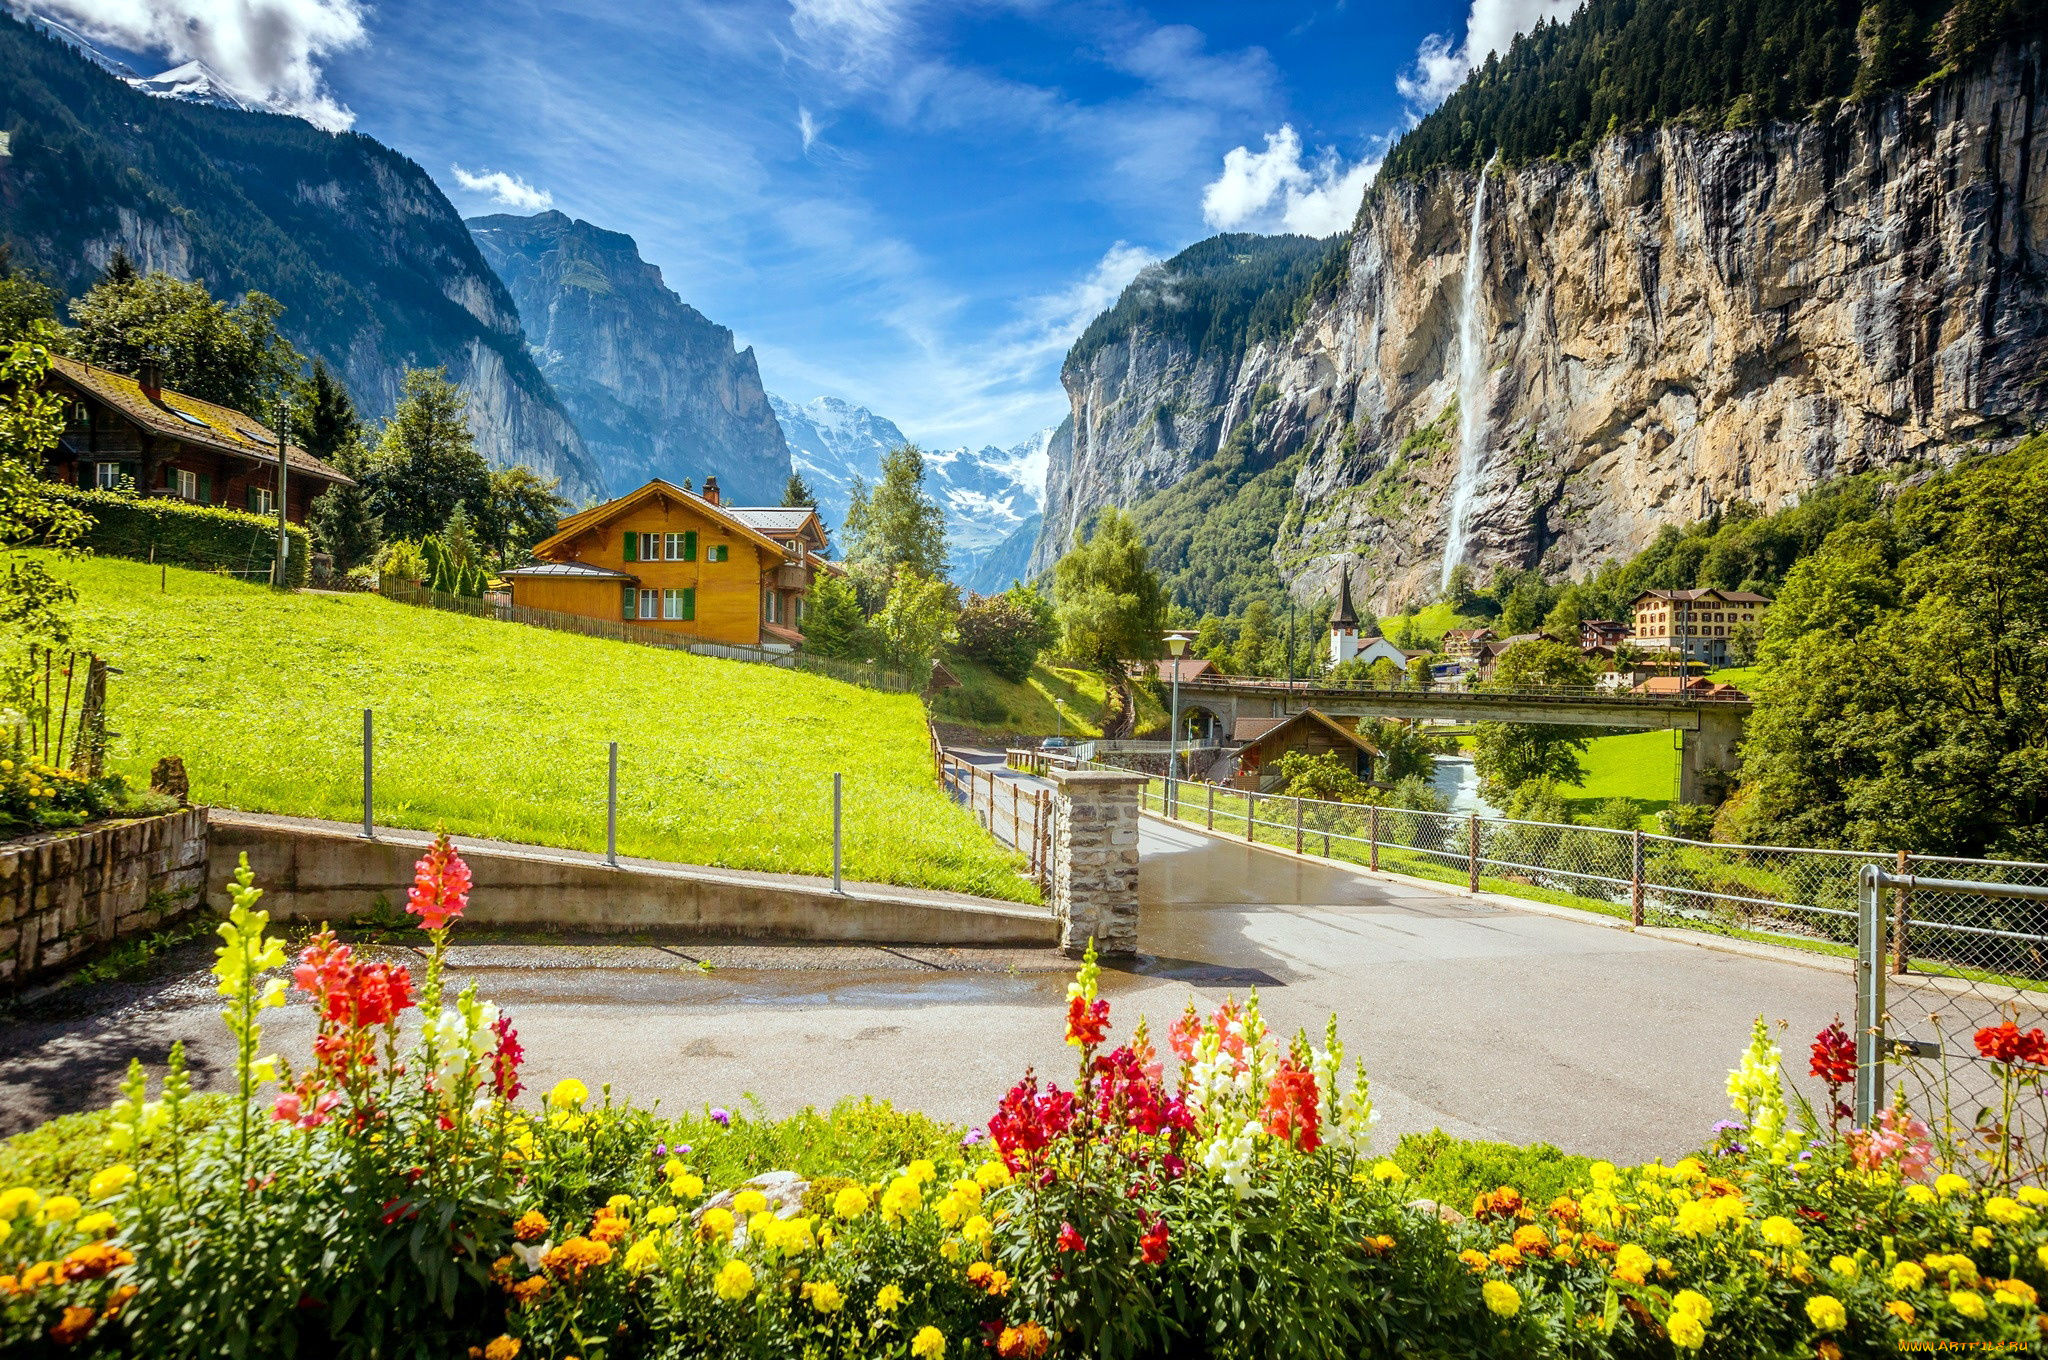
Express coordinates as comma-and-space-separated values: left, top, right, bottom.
366, 369, 491, 544
68, 269, 302, 415
1471, 640, 1598, 801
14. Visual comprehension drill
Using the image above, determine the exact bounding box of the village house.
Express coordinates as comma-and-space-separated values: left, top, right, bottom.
1628, 588, 1771, 668
1441, 627, 1497, 660
1579, 618, 1629, 651
1224, 710, 1380, 792
504, 477, 836, 649
44, 354, 353, 521
1328, 567, 1410, 671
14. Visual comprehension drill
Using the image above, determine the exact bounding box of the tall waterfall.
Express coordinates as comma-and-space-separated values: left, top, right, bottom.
1439, 152, 1500, 593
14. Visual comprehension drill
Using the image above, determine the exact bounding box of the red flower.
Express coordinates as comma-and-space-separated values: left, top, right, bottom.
1066, 993, 1110, 1049
1975, 1022, 2048, 1067
1809, 1019, 1856, 1087
407, 833, 472, 931
1138, 1215, 1170, 1265
1056, 1222, 1086, 1254
989, 1073, 1076, 1171
293, 932, 415, 1030
1260, 1059, 1321, 1152
491, 1014, 525, 1102
1168, 1000, 1201, 1062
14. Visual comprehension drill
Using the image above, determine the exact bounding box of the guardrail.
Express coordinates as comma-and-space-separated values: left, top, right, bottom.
936, 748, 1049, 887
1174, 676, 1751, 707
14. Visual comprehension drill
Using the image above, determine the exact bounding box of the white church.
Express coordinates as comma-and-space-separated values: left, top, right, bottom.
1329, 566, 1412, 669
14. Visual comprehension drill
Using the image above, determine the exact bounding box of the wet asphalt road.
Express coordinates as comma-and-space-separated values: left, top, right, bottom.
0, 810, 1862, 1162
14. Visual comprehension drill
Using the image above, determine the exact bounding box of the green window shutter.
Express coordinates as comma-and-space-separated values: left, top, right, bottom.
246, 486, 259, 512
197, 472, 212, 503
683, 587, 696, 621
622, 532, 637, 562
621, 583, 636, 620
683, 530, 697, 561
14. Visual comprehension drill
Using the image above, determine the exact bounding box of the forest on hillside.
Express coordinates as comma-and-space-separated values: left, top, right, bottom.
1383, 0, 2046, 176
1064, 234, 1341, 373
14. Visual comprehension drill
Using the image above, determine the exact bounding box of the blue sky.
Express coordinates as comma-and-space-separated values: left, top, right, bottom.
38, 0, 1576, 451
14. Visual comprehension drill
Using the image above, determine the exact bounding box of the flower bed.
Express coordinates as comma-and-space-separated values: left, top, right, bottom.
3, 841, 2047, 1357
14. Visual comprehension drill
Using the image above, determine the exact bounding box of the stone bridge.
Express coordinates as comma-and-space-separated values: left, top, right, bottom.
1170, 679, 1750, 804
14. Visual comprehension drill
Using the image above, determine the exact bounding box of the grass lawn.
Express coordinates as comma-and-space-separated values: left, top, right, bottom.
1375, 602, 1484, 646
1708, 666, 1760, 689
53, 554, 1033, 902
933, 657, 1165, 740
1562, 729, 1683, 821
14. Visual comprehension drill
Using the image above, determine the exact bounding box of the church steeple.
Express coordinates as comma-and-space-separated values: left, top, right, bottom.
1331, 566, 1358, 629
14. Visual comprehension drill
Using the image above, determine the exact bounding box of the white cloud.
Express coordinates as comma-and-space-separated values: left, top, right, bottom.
1397, 0, 1580, 111
797, 104, 821, 151
1026, 242, 1160, 347
450, 165, 554, 211
32, 0, 367, 128
787, 0, 908, 82
1200, 126, 1376, 236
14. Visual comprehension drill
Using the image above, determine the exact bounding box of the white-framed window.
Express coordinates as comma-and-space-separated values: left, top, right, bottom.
249, 486, 275, 515
175, 468, 198, 500
639, 588, 660, 619
94, 462, 122, 490
640, 533, 663, 561
707, 544, 728, 563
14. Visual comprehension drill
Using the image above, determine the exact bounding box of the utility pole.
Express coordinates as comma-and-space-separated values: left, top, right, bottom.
274, 397, 290, 588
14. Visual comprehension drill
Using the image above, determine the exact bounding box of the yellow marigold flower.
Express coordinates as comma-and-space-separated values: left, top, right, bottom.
906, 1159, 937, 1184
833, 1186, 870, 1219
1983, 1195, 2034, 1225
911, 1325, 946, 1359
940, 1238, 961, 1261
1970, 1225, 1993, 1248
1588, 1162, 1615, 1187
952, 1178, 983, 1206
484, 1337, 521, 1360
2037, 1243, 2048, 1271
622, 1239, 659, 1274
1458, 1249, 1489, 1273
674, 1173, 705, 1199
88, 1166, 135, 1201
804, 1279, 844, 1313
1949, 1289, 1986, 1320
936, 1194, 965, 1229
1672, 1157, 1706, 1181
876, 1283, 905, 1313
881, 1176, 922, 1224
2018, 1186, 2048, 1208
775, 1217, 814, 1255
975, 1162, 1012, 1190
662, 1158, 686, 1178
963, 1214, 992, 1247
1613, 1244, 1653, 1285
1668, 1311, 1706, 1349
646, 1205, 678, 1227
1673, 1289, 1713, 1321
1904, 1184, 1936, 1205
1805, 1295, 1847, 1332
607, 1194, 634, 1213
1828, 1255, 1859, 1279
732, 1190, 768, 1216
0, 1188, 38, 1221
1481, 1280, 1521, 1317
1890, 1262, 1926, 1291
1992, 1278, 2037, 1307
74, 1212, 116, 1239
547, 1078, 589, 1109
1371, 1159, 1406, 1183
1934, 1173, 1970, 1198
747, 1211, 778, 1243
42, 1196, 81, 1224
714, 1258, 755, 1302
698, 1207, 735, 1243
1759, 1216, 1802, 1248
1672, 1201, 1719, 1237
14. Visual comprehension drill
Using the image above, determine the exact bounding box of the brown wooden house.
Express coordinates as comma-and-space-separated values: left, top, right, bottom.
45, 355, 353, 521
1226, 710, 1381, 792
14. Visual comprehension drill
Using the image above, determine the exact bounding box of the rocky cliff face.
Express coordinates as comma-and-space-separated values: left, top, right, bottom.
0, 15, 603, 498
470, 212, 791, 504
1034, 43, 2048, 611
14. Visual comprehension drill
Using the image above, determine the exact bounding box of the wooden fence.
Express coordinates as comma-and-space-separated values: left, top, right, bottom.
930, 733, 1050, 888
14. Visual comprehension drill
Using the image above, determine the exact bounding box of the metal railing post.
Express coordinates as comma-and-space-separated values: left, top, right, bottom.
832, 772, 844, 894
1246, 791, 1256, 842
1294, 797, 1304, 854
361, 708, 374, 839
1854, 863, 1888, 1126
1207, 783, 1215, 831
1369, 804, 1379, 871
1892, 848, 1910, 975
1630, 829, 1645, 927
606, 741, 619, 868
1467, 813, 1481, 893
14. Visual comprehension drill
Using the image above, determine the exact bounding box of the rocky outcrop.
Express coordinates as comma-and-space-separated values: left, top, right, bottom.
0, 13, 604, 499
471, 212, 791, 503
1034, 43, 2048, 611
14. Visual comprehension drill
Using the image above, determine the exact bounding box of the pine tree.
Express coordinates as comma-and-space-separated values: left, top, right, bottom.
307, 435, 382, 573
100, 249, 137, 287
782, 472, 816, 508
801, 573, 872, 659
366, 368, 490, 543
844, 445, 947, 582
294, 359, 361, 465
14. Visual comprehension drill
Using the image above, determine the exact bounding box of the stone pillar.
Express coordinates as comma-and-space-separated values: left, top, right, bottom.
1044, 767, 1147, 958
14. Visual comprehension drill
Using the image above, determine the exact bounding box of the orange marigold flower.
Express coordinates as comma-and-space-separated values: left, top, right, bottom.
511, 1277, 550, 1304
1361, 1233, 1396, 1255
104, 1285, 138, 1318
589, 1216, 630, 1245
1458, 1249, 1489, 1273
50, 1305, 96, 1346
1472, 1187, 1525, 1222
1512, 1225, 1551, 1256
1489, 1244, 1525, 1269
21, 1262, 59, 1290
541, 1236, 614, 1276
513, 1211, 550, 1243
1547, 1196, 1580, 1223
967, 1261, 994, 1286
60, 1243, 132, 1282
997, 1321, 1052, 1359
1818, 1343, 1842, 1360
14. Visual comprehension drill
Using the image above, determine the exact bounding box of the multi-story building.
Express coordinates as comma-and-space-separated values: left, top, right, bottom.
1628, 589, 1771, 667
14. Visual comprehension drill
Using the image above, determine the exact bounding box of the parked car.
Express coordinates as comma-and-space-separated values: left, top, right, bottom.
1041, 736, 1071, 752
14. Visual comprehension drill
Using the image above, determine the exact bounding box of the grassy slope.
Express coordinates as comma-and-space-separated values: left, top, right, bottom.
1376, 603, 1483, 645
1563, 730, 1683, 819
57, 555, 1032, 902
936, 657, 1166, 740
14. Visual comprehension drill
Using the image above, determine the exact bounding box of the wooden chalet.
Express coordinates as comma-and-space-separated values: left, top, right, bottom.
1226, 710, 1381, 792
46, 355, 352, 522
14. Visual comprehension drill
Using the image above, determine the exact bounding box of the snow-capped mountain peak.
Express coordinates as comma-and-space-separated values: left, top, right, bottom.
128, 59, 268, 113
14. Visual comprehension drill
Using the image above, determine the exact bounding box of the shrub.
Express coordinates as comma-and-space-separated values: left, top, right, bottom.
953, 589, 1054, 682
1662, 802, 1719, 840
44, 485, 310, 586
933, 684, 1009, 728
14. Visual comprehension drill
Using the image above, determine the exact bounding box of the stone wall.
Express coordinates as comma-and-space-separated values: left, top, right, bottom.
1045, 768, 1147, 957
0, 806, 209, 989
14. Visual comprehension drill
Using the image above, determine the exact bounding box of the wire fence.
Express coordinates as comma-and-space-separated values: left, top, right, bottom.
378, 581, 916, 692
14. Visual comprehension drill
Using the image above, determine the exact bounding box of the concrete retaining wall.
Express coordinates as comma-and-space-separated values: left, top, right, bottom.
209, 814, 1057, 947
1, 806, 209, 988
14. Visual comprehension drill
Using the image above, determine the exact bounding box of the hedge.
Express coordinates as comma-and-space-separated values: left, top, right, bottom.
46, 486, 312, 587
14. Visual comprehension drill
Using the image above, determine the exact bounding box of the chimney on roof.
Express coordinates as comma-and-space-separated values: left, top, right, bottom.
702, 475, 720, 506
137, 356, 162, 402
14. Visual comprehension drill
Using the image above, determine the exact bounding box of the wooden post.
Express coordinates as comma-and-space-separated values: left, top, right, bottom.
1467, 813, 1480, 893
1294, 797, 1304, 854
1630, 829, 1645, 927
1207, 783, 1215, 831
1012, 780, 1021, 849
1369, 804, 1380, 872
1892, 848, 1911, 976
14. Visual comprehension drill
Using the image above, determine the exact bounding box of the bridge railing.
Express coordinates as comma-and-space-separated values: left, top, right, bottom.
1089, 761, 2048, 991
1172, 676, 1750, 706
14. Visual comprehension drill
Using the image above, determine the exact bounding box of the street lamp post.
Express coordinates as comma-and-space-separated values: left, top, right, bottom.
1164, 630, 1194, 817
